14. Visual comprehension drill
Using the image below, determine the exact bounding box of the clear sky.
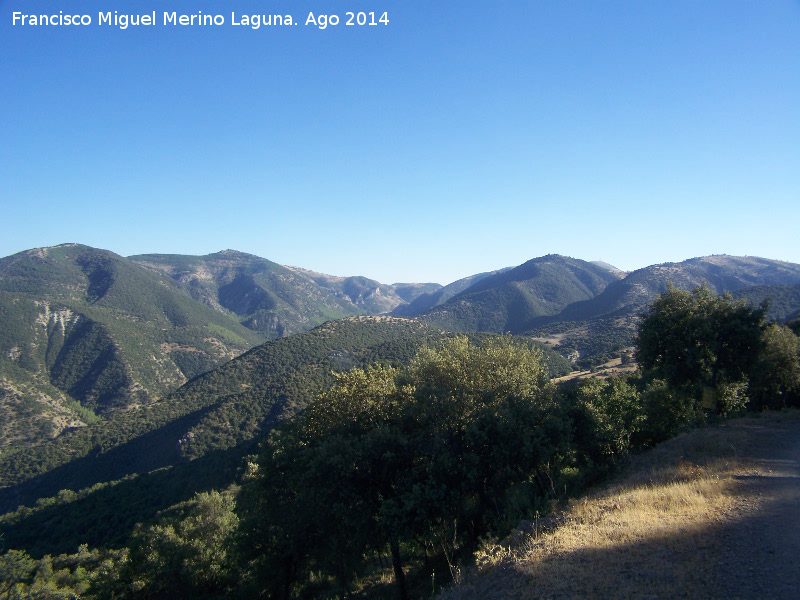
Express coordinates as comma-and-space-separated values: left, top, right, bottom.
2, 1, 798, 284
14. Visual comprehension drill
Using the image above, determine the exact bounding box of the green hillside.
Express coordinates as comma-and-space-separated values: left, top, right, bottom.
0, 245, 264, 451
731, 282, 800, 323
391, 268, 510, 316
549, 255, 800, 325
391, 282, 443, 303
524, 256, 800, 367
2, 256, 798, 598
0, 363, 99, 453
418, 255, 620, 333
130, 251, 367, 336
0, 316, 571, 555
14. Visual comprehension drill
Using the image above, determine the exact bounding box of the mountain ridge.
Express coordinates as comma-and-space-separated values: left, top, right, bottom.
544, 254, 800, 325
416, 255, 623, 333
3, 244, 800, 455
283, 265, 441, 315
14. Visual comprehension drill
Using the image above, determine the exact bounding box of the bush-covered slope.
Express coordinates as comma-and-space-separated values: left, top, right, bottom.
0, 316, 569, 554
549, 255, 800, 325
523, 256, 800, 367
130, 251, 370, 336
0, 365, 99, 453
731, 282, 800, 323
418, 255, 620, 333
0, 318, 438, 551
440, 412, 800, 600
0, 245, 264, 449
391, 268, 511, 317
285, 266, 441, 314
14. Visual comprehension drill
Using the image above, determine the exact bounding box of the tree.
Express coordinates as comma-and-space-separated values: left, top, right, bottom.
400, 337, 565, 549
636, 284, 766, 414
115, 489, 240, 599
243, 365, 403, 599
0, 546, 108, 599
244, 336, 569, 599
750, 324, 800, 410
0, 550, 34, 600
573, 376, 643, 460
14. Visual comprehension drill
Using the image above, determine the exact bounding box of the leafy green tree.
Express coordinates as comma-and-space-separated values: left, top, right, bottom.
639, 378, 703, 444
0, 549, 34, 599
245, 336, 568, 600
637, 284, 766, 414
112, 489, 240, 599
242, 364, 403, 599
750, 324, 800, 410
310, 367, 408, 584
0, 545, 115, 600
574, 376, 643, 459
398, 336, 565, 549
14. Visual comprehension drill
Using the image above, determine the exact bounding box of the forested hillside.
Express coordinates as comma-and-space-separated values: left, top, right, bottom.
390, 268, 510, 317
0, 245, 264, 452
545, 255, 800, 325
129, 251, 370, 337
523, 256, 800, 368
2, 283, 797, 600
417, 255, 620, 333
7, 245, 798, 457
0, 245, 443, 454
285, 266, 441, 314
732, 282, 800, 322
0, 316, 571, 556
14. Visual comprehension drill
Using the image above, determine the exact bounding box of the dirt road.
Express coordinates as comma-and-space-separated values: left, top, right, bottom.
702, 417, 800, 599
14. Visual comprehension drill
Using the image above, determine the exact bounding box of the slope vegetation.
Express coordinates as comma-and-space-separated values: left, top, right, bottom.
0, 317, 570, 555
550, 255, 800, 325
129, 251, 365, 337
525, 256, 800, 367
285, 266, 440, 314
419, 255, 620, 333
0, 317, 436, 551
391, 268, 511, 317
732, 282, 800, 322
0, 245, 263, 450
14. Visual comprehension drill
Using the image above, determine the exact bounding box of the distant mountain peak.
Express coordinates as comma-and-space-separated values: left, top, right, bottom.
213, 249, 257, 258
590, 260, 626, 276
21, 243, 90, 259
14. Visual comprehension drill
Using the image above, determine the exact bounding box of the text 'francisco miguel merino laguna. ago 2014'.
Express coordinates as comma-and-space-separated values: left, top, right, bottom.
11, 11, 390, 30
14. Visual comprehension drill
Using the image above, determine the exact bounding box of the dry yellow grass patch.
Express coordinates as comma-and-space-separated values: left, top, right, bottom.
503, 477, 737, 599
443, 412, 800, 600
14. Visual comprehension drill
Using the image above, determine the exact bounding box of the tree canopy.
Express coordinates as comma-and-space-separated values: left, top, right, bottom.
243, 336, 569, 599
636, 284, 767, 414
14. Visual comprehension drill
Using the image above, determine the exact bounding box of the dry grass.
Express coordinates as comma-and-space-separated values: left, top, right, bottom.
442, 411, 800, 600
552, 356, 639, 383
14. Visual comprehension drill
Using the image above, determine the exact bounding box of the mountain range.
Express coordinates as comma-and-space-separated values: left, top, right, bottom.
2, 243, 800, 557
3, 244, 800, 454
521, 255, 800, 362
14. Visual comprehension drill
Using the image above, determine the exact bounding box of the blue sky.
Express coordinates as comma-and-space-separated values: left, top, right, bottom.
2, 1, 798, 284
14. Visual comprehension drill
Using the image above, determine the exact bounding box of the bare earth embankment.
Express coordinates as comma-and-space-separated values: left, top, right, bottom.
441, 411, 800, 600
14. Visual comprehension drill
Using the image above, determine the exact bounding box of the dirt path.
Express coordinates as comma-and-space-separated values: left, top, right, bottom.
441, 413, 800, 600
701, 418, 800, 599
